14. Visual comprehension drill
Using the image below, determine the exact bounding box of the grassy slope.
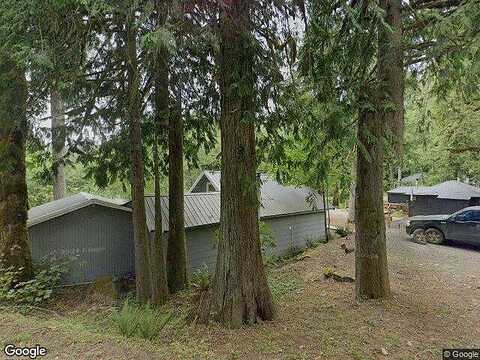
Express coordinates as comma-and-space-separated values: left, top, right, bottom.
1, 230, 479, 360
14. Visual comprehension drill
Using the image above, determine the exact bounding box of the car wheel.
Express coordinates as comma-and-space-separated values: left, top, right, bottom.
425, 228, 445, 244
412, 229, 427, 244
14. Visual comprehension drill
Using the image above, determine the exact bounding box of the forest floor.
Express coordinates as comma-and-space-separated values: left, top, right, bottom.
1, 222, 480, 360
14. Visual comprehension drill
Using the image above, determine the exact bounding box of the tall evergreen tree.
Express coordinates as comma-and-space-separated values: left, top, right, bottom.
0, 54, 33, 282
124, 2, 151, 303
211, 0, 275, 328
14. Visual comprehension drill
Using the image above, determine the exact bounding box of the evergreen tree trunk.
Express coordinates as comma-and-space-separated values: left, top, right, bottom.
0, 56, 33, 282
354, 0, 398, 300
167, 94, 188, 293
211, 0, 275, 328
384, 0, 405, 176
51, 84, 66, 200
355, 105, 390, 300
150, 0, 169, 305
125, 10, 151, 304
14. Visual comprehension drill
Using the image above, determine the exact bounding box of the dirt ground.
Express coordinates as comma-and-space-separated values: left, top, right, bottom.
1, 221, 479, 360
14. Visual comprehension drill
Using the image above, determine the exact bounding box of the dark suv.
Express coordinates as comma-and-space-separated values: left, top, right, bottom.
406, 206, 480, 245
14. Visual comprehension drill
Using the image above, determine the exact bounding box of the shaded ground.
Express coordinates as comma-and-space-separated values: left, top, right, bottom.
1, 224, 479, 360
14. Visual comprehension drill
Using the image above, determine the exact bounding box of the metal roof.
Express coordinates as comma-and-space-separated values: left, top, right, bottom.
28, 192, 131, 228
388, 181, 480, 200
153, 171, 324, 232
400, 172, 424, 185
145, 192, 220, 232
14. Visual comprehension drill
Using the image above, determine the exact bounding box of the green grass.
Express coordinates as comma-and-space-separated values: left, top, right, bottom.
268, 271, 303, 302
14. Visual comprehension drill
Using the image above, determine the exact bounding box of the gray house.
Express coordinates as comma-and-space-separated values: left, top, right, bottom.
27, 172, 326, 285
27, 193, 134, 284
148, 171, 327, 272
388, 181, 480, 216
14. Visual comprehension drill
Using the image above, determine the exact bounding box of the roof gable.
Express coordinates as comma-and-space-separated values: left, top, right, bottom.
28, 192, 131, 227
388, 180, 480, 200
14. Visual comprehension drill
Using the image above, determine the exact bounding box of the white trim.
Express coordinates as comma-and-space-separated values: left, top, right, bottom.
188, 170, 221, 193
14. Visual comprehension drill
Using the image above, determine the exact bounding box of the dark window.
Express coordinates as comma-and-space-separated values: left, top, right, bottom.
472, 211, 480, 222
456, 211, 474, 222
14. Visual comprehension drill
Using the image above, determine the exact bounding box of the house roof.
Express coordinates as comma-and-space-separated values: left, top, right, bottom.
145, 192, 220, 232
400, 172, 424, 185
388, 181, 480, 201
28, 192, 131, 228
147, 171, 325, 232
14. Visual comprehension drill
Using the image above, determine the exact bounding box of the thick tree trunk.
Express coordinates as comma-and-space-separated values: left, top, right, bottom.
150, 2, 170, 304
354, 0, 398, 300
355, 106, 390, 300
0, 57, 33, 282
384, 0, 405, 162
125, 12, 151, 304
211, 1, 275, 328
167, 96, 188, 293
51, 85, 66, 200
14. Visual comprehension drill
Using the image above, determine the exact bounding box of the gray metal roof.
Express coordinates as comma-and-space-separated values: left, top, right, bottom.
145, 192, 221, 232
388, 181, 480, 200
151, 171, 324, 232
400, 172, 424, 185
28, 192, 131, 228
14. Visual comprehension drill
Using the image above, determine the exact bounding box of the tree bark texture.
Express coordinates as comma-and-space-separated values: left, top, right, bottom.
354, 0, 396, 300
0, 56, 33, 282
211, 0, 275, 328
354, 107, 390, 300
167, 96, 188, 293
51, 84, 67, 200
125, 11, 151, 304
383, 0, 405, 160
150, 0, 170, 306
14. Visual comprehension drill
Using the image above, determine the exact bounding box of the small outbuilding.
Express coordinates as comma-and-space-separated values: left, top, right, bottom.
388, 180, 480, 216
146, 171, 327, 272
28, 193, 134, 285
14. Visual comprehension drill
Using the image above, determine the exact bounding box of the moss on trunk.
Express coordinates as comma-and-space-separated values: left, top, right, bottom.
0, 55, 33, 282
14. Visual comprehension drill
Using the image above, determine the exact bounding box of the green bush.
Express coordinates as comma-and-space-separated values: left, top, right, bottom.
335, 226, 351, 238
0, 258, 68, 306
112, 300, 173, 340
190, 264, 211, 291
112, 299, 139, 338
305, 238, 325, 248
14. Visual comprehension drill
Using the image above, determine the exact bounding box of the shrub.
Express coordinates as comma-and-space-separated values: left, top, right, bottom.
0, 258, 68, 306
283, 244, 303, 259
259, 221, 276, 254
190, 264, 211, 291
112, 299, 139, 338
305, 238, 325, 249
335, 226, 351, 238
112, 300, 173, 340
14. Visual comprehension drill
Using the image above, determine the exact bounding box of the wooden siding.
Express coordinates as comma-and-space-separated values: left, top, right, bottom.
28, 205, 134, 284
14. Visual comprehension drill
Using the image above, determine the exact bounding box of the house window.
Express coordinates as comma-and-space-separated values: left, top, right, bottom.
207, 183, 216, 192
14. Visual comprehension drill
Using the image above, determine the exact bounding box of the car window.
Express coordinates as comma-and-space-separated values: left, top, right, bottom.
456, 211, 474, 221
472, 211, 480, 222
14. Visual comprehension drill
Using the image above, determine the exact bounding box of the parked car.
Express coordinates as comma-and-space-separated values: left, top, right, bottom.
406, 206, 480, 245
